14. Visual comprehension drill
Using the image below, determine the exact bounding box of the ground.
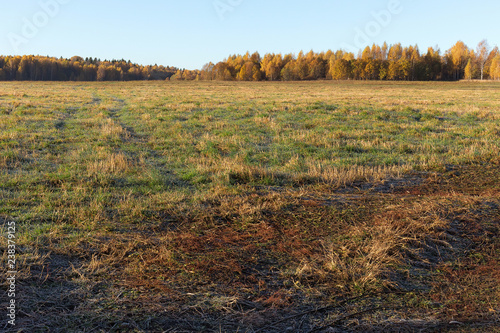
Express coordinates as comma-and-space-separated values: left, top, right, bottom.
0, 81, 499, 332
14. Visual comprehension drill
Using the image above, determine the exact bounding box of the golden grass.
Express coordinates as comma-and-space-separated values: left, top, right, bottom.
101, 118, 126, 139
87, 152, 131, 176
305, 163, 410, 186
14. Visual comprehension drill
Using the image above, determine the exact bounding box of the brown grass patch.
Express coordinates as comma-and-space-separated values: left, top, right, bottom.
87, 152, 131, 176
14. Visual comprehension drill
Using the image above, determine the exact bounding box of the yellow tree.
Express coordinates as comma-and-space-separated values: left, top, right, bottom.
330, 59, 351, 80
398, 57, 411, 80
97, 64, 107, 81
364, 60, 376, 80
296, 51, 309, 80
483, 47, 498, 78
343, 52, 355, 61
261, 53, 282, 81
371, 43, 383, 60
280, 61, 296, 81
260, 54, 273, 80
236, 66, 246, 81
491, 55, 500, 80
379, 60, 389, 80
424, 47, 443, 80
468, 50, 477, 79
213, 62, 233, 80
309, 57, 326, 79
223, 55, 238, 74
361, 46, 372, 60
464, 59, 473, 80
331, 50, 342, 61
448, 41, 469, 80
183, 70, 197, 80
252, 66, 262, 81
388, 43, 403, 80
250, 52, 261, 65
236, 62, 255, 81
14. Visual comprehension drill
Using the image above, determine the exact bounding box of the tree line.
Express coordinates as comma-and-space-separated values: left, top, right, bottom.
1, 40, 499, 82
179, 40, 499, 82
0, 55, 178, 81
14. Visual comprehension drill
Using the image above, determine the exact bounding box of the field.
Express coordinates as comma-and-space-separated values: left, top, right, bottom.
1, 80, 500, 332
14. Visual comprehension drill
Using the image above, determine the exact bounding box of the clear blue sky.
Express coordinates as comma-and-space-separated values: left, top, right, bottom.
1, 0, 499, 69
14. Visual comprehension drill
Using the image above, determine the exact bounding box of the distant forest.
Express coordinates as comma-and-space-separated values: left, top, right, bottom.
0, 56, 178, 81
1, 40, 499, 82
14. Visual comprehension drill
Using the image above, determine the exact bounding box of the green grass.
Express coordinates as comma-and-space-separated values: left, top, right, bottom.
2, 81, 499, 221
1, 80, 499, 332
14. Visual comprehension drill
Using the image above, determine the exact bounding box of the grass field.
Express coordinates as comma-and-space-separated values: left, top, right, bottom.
1, 80, 500, 332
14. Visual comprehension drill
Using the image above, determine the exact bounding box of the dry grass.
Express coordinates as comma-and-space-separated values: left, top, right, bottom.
305, 163, 410, 187
101, 118, 127, 139
87, 151, 132, 176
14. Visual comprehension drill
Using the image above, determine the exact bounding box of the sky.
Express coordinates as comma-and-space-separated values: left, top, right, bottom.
1, 0, 499, 70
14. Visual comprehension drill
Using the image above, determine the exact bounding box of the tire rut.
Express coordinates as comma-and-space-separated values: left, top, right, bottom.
99, 93, 192, 189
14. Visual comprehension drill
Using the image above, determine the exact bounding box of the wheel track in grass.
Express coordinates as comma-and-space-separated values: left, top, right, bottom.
84, 92, 193, 235
54, 92, 101, 132
42, 91, 191, 229
99, 92, 192, 191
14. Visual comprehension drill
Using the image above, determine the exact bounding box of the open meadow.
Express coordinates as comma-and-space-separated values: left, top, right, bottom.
1, 80, 500, 332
